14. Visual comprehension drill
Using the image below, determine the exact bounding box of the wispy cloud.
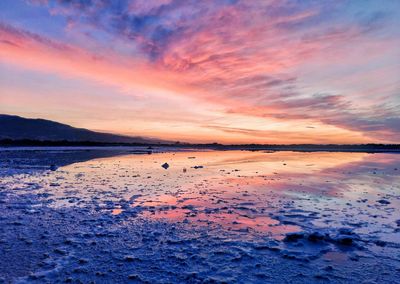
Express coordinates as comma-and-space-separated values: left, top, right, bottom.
0, 0, 399, 143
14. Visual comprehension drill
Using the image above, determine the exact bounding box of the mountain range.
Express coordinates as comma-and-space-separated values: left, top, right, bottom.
0, 114, 163, 144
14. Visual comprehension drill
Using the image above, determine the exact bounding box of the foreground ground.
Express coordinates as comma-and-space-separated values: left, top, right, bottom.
0, 148, 399, 283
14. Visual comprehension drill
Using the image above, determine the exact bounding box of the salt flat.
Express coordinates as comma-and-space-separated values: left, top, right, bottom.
0, 149, 399, 283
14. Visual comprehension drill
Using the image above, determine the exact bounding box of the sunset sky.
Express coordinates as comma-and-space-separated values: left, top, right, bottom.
0, 0, 399, 144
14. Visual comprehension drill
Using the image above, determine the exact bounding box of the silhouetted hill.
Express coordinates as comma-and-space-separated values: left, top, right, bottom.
0, 114, 163, 144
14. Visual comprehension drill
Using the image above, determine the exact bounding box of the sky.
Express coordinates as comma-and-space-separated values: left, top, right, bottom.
0, 0, 399, 144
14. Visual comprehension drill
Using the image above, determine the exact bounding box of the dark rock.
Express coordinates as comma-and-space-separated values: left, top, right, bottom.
128, 274, 140, 280
375, 240, 386, 247
335, 237, 353, 246
349, 255, 359, 261
377, 199, 390, 205
161, 163, 169, 169
338, 228, 354, 235
307, 232, 325, 242
314, 274, 329, 280
78, 258, 88, 264
54, 248, 67, 255
124, 255, 137, 262
283, 232, 304, 242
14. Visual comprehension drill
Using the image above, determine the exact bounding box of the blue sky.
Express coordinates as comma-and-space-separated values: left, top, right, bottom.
0, 0, 399, 143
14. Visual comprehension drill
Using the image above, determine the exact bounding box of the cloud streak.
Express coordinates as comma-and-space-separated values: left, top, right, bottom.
0, 0, 399, 143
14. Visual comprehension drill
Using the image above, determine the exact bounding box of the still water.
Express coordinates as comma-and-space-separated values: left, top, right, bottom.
0, 150, 399, 283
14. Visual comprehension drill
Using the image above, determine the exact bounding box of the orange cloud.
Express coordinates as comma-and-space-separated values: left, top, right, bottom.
1, 0, 399, 143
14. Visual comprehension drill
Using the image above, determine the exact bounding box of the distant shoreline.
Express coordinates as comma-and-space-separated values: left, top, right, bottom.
1, 140, 399, 153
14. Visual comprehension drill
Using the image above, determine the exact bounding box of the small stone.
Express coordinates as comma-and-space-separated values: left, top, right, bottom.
336, 237, 353, 246
375, 240, 386, 247
377, 199, 390, 205
124, 255, 137, 262
349, 255, 359, 261
307, 232, 325, 242
314, 274, 329, 280
338, 228, 354, 235
78, 258, 88, 264
54, 248, 67, 255
128, 274, 140, 280
161, 163, 169, 169
283, 232, 304, 242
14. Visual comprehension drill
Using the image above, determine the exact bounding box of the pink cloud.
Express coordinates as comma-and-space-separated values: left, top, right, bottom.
1, 0, 399, 143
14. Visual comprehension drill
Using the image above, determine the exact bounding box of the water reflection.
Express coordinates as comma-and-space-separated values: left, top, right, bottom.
1, 150, 399, 242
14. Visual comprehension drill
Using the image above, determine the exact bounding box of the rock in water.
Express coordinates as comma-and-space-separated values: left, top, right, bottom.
283, 232, 304, 242
307, 232, 325, 242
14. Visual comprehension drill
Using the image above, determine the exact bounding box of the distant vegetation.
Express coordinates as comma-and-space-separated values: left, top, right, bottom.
1, 139, 399, 153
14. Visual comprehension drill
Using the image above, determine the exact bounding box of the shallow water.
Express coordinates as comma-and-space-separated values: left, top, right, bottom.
0, 149, 399, 283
